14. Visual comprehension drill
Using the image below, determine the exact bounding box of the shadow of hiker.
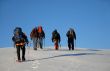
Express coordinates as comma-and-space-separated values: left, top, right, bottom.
42, 48, 101, 52
23, 52, 104, 62
38, 52, 98, 60
61, 53, 96, 56
22, 59, 36, 62
87, 49, 101, 51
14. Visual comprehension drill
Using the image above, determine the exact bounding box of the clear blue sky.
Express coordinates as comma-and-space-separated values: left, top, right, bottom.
0, 0, 110, 49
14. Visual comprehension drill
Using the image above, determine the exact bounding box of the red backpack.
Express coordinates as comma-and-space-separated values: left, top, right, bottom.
38, 26, 43, 33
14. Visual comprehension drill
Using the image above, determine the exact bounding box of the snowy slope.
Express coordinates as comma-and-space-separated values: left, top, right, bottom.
0, 47, 110, 71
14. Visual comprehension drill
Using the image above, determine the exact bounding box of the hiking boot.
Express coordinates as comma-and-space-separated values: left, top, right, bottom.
40, 46, 43, 49
16, 59, 21, 62
55, 47, 59, 50
72, 47, 74, 50
34, 48, 37, 50
69, 47, 71, 50
22, 58, 25, 61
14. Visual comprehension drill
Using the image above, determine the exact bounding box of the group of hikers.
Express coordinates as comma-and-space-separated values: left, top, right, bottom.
12, 26, 76, 62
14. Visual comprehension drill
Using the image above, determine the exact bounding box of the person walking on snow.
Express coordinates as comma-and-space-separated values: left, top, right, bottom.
30, 26, 45, 50
12, 27, 28, 62
37, 26, 45, 49
30, 27, 38, 50
52, 29, 61, 50
66, 28, 76, 50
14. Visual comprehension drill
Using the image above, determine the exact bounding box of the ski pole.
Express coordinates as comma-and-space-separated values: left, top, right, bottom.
27, 41, 32, 60
75, 39, 76, 48
59, 43, 61, 48
44, 38, 45, 48
13, 45, 17, 63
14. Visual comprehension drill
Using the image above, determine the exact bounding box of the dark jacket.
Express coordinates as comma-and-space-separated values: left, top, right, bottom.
38, 30, 45, 39
52, 30, 60, 43
12, 32, 28, 46
30, 27, 38, 38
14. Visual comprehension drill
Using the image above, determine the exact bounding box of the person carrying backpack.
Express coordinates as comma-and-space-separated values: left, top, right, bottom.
66, 28, 76, 50
37, 26, 45, 49
52, 29, 60, 50
30, 27, 38, 50
12, 27, 28, 62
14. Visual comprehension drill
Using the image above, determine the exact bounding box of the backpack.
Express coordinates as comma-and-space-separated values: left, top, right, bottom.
53, 31, 59, 39
14, 33, 25, 43
30, 27, 38, 38
37, 26, 45, 38
13, 27, 25, 43
70, 29, 73, 35
38, 26, 43, 33
68, 29, 74, 38
14, 27, 22, 35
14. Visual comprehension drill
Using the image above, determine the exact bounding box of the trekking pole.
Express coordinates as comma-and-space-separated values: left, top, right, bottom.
14, 49, 16, 63
12, 42, 15, 62
28, 40, 32, 49
44, 38, 45, 48
75, 39, 76, 49
27, 43, 30, 54
13, 44, 17, 63
59, 43, 61, 48
27, 41, 32, 60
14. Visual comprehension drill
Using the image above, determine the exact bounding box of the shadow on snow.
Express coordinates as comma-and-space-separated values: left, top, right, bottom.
37, 52, 103, 60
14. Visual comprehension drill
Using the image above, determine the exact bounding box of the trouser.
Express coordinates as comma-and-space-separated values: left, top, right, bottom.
32, 38, 38, 50
37, 38, 43, 49
16, 45, 25, 60
54, 40, 59, 50
68, 40, 74, 50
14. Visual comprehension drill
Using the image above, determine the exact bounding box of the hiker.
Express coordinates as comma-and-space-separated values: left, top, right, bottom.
37, 26, 45, 49
52, 29, 60, 50
12, 27, 28, 62
66, 28, 76, 50
30, 27, 38, 50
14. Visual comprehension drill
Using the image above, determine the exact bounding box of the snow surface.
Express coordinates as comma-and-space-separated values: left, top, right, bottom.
0, 47, 110, 71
